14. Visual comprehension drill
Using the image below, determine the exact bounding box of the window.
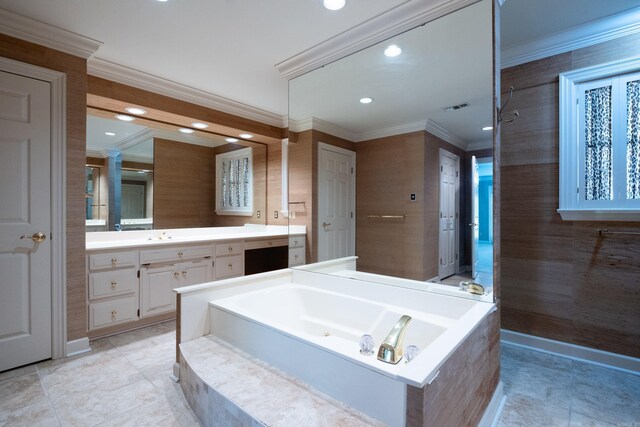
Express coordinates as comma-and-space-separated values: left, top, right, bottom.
559, 58, 640, 220
215, 147, 253, 216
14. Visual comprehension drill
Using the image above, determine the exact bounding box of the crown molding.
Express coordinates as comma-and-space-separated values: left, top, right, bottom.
276, 0, 479, 79
425, 119, 467, 150
289, 117, 358, 142
121, 153, 153, 164
357, 120, 426, 142
466, 139, 493, 151
88, 58, 286, 128
0, 8, 102, 59
501, 6, 640, 69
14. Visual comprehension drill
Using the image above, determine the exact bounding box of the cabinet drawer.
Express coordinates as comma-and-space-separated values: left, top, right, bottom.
289, 235, 305, 249
89, 251, 138, 270
215, 241, 243, 257
289, 247, 306, 267
89, 296, 138, 330
140, 245, 213, 264
244, 238, 288, 250
216, 254, 243, 279
89, 268, 137, 300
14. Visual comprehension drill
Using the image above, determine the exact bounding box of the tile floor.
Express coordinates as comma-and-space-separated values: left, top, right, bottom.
1, 321, 638, 426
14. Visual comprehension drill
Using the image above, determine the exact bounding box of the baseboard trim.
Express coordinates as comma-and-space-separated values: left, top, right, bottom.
478, 381, 505, 427
501, 329, 640, 375
66, 337, 91, 357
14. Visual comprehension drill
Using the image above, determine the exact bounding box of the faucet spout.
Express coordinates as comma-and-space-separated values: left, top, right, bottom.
377, 315, 412, 364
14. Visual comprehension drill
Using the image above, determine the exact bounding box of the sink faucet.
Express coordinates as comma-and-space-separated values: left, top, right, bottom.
377, 315, 412, 364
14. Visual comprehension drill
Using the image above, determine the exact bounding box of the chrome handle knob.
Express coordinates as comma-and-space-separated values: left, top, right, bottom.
322, 222, 331, 230
111, 281, 117, 289
111, 258, 118, 264
228, 263, 233, 269
228, 246, 233, 252
20, 232, 47, 243
174, 271, 180, 278
111, 310, 117, 318
178, 251, 184, 257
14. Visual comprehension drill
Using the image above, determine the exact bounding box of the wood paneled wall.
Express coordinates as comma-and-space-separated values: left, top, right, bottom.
500, 32, 640, 357
0, 35, 88, 341
266, 142, 289, 226
355, 130, 466, 281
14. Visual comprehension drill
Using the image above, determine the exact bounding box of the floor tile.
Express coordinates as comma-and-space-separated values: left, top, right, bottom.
96, 397, 200, 427
0, 372, 48, 414
569, 411, 617, 427
0, 364, 37, 383
496, 392, 570, 427
0, 399, 60, 427
571, 362, 640, 426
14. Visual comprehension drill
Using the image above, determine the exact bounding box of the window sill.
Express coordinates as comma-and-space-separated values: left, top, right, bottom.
557, 209, 640, 221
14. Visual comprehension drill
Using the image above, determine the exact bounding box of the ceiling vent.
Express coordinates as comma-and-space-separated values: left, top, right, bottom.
442, 102, 470, 112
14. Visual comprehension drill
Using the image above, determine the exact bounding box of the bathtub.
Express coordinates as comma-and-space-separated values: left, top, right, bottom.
202, 269, 495, 426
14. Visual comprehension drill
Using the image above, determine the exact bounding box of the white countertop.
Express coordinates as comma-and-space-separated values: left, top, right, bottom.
86, 224, 306, 251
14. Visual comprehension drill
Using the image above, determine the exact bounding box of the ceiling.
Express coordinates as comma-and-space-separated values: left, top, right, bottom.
1, 0, 640, 143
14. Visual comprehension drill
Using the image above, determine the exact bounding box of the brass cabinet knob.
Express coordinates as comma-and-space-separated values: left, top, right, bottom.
20, 232, 47, 243
182, 271, 187, 276
228, 263, 233, 269
111, 310, 117, 318
228, 246, 233, 252
174, 271, 180, 278
178, 251, 184, 257
110, 281, 117, 289
111, 258, 118, 264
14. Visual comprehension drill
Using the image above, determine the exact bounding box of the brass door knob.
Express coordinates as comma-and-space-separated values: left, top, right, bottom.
20, 232, 47, 243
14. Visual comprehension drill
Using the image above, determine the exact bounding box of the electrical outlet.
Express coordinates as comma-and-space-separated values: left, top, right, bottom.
256, 211, 261, 218
410, 193, 416, 201
274, 210, 278, 219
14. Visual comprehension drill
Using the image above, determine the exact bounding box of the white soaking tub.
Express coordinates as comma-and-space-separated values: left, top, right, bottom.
203, 269, 495, 426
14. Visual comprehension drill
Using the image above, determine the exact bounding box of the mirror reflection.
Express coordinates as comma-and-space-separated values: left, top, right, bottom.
86, 112, 267, 231
288, 0, 494, 293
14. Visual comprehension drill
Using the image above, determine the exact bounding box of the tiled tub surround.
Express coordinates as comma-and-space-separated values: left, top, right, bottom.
175, 262, 499, 426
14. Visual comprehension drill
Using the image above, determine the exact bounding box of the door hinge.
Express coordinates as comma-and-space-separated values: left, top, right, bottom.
137, 270, 140, 278
212, 260, 215, 268
440, 166, 443, 172
50, 232, 53, 240
137, 309, 140, 317
351, 212, 353, 219
440, 212, 443, 218
440, 257, 442, 265
456, 171, 459, 177
351, 167, 354, 174
577, 187, 580, 194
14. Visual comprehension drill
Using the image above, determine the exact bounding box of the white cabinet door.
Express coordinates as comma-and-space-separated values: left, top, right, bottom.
180, 259, 213, 287
0, 70, 52, 371
140, 264, 178, 317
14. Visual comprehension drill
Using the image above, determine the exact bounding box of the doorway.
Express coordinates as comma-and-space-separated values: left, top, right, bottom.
439, 149, 460, 279
317, 142, 355, 262
473, 157, 493, 284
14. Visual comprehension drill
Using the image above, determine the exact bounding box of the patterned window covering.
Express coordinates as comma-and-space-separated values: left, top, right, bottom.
216, 147, 253, 214
627, 79, 640, 200
584, 85, 613, 201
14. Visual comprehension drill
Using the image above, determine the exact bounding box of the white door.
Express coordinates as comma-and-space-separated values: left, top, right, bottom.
439, 150, 459, 279
471, 156, 480, 279
0, 70, 52, 371
318, 143, 355, 262
121, 183, 145, 218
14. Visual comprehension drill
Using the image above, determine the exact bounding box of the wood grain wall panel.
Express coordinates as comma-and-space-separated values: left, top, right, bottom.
407, 311, 500, 427
288, 130, 314, 262
266, 142, 289, 226
88, 76, 283, 141
500, 32, 640, 357
153, 138, 216, 229
0, 34, 88, 341
500, 83, 559, 167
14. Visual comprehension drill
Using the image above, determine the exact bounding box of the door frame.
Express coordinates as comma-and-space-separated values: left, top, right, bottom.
317, 142, 356, 261
1, 57, 67, 359
438, 148, 460, 279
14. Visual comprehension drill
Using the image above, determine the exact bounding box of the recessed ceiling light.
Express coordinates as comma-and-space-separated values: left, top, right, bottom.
115, 114, 135, 122
105, 132, 116, 136
239, 133, 253, 139
179, 128, 194, 134
360, 97, 373, 104
124, 107, 146, 115
323, 0, 345, 10
156, 0, 168, 2
482, 126, 493, 131
191, 122, 209, 129
225, 138, 239, 143
384, 45, 402, 57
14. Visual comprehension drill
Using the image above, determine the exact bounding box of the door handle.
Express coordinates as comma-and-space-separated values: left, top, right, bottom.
20, 232, 47, 243
322, 222, 331, 230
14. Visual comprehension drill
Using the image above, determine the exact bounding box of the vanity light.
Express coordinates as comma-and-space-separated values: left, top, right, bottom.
105, 132, 116, 136
482, 126, 493, 131
115, 114, 135, 122
360, 97, 373, 104
323, 0, 345, 10
191, 122, 209, 129
179, 128, 194, 134
124, 107, 147, 115
384, 45, 402, 57
239, 133, 253, 139
226, 137, 239, 143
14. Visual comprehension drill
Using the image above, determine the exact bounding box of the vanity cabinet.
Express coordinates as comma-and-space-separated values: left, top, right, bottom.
140, 245, 214, 318
215, 241, 244, 279
87, 250, 140, 330
289, 234, 306, 267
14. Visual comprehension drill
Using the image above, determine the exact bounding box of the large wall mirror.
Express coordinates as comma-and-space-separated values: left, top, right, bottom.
288, 0, 494, 295
86, 110, 268, 231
